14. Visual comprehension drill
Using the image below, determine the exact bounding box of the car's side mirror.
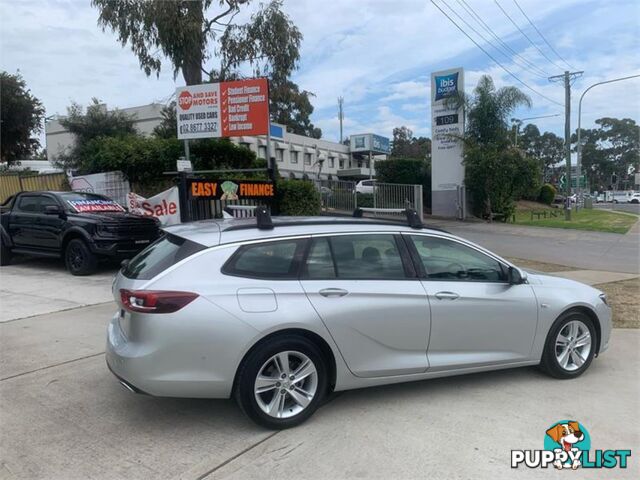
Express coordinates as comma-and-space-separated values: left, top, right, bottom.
120, 259, 130, 270
508, 266, 527, 285
44, 205, 63, 215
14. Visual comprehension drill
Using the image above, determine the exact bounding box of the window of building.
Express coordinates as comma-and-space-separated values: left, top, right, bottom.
222, 239, 307, 279
276, 149, 284, 162
304, 234, 406, 280
291, 151, 299, 163
304, 152, 312, 165
409, 236, 506, 282
339, 159, 344, 169
329, 157, 335, 168
258, 146, 267, 159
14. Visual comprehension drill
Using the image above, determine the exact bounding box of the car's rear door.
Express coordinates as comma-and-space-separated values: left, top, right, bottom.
300, 232, 430, 378
404, 233, 538, 371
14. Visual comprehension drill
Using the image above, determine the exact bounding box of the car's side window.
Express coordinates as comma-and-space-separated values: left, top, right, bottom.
303, 237, 336, 279
409, 235, 506, 282
315, 234, 406, 280
39, 196, 59, 211
16, 196, 40, 213
223, 239, 306, 279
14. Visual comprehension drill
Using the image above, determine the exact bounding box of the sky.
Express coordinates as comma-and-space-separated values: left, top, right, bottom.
1, 0, 639, 145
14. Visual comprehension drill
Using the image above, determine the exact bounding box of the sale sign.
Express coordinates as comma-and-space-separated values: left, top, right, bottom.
127, 187, 181, 226
176, 78, 269, 140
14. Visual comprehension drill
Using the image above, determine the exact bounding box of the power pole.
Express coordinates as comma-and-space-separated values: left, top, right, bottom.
549, 70, 583, 220
338, 96, 344, 143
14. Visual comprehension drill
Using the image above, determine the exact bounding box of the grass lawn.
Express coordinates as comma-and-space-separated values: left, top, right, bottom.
511, 201, 638, 234
598, 277, 640, 328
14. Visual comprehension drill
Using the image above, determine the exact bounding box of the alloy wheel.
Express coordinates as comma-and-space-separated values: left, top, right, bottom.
555, 320, 592, 372
254, 350, 318, 419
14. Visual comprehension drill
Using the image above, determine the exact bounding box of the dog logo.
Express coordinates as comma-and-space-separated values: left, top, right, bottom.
511, 420, 631, 469
545, 421, 588, 469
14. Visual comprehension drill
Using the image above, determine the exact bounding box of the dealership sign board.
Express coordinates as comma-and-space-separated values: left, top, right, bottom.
187, 179, 276, 201
176, 78, 269, 140
431, 67, 465, 218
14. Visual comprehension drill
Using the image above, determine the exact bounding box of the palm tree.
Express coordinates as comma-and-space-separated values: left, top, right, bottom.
446, 75, 535, 219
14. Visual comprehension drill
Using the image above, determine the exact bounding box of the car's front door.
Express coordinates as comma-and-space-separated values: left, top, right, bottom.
300, 233, 430, 378
9, 195, 42, 248
405, 234, 538, 371
35, 194, 64, 250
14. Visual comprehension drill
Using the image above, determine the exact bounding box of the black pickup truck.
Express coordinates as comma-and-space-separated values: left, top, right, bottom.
0, 191, 160, 275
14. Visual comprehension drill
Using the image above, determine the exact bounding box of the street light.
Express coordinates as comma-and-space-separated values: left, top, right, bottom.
511, 114, 561, 146
576, 75, 640, 198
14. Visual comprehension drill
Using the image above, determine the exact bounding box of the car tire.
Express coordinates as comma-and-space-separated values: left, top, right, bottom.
0, 238, 11, 266
234, 334, 328, 429
540, 311, 597, 379
65, 238, 98, 276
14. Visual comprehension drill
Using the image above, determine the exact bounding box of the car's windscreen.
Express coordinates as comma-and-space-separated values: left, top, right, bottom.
122, 234, 206, 280
58, 192, 124, 213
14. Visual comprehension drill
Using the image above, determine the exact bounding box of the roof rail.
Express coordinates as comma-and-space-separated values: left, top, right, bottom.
353, 207, 423, 229
222, 204, 273, 229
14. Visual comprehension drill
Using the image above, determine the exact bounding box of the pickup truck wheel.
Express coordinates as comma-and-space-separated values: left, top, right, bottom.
65, 239, 98, 276
0, 240, 11, 266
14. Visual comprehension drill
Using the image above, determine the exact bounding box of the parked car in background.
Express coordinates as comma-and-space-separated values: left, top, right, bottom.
0, 191, 160, 275
628, 192, 640, 204
611, 191, 632, 203
107, 213, 611, 429
354, 179, 375, 194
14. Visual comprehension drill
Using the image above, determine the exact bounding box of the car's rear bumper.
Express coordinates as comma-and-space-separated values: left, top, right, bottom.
105, 304, 255, 399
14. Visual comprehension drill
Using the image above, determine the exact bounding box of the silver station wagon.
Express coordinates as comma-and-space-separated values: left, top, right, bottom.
107, 209, 612, 429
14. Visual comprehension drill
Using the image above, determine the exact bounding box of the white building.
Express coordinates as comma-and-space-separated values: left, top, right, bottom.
45, 103, 388, 179
45, 103, 165, 163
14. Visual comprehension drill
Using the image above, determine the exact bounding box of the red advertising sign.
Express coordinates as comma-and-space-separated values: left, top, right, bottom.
176, 78, 269, 140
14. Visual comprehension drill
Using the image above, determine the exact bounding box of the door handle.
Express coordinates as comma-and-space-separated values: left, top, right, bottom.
319, 288, 349, 298
435, 291, 459, 300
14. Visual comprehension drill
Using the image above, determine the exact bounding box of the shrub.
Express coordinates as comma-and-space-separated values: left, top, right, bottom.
538, 183, 557, 205
275, 179, 320, 216
77, 135, 257, 190
356, 193, 374, 208
464, 145, 539, 220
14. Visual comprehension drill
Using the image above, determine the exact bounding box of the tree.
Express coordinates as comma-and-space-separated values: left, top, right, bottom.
390, 126, 431, 160
270, 80, 321, 138
92, 0, 321, 137
153, 102, 177, 139
452, 75, 535, 219
573, 118, 639, 191
519, 124, 564, 183
0, 71, 45, 164
56, 98, 137, 169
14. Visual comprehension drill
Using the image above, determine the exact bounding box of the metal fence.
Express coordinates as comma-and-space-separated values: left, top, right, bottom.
0, 172, 69, 203
314, 179, 423, 219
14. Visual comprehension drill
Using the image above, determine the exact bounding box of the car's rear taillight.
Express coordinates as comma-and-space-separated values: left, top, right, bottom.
120, 289, 198, 313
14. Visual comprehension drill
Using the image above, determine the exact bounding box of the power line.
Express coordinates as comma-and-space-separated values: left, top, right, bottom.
512, 0, 575, 70
430, 0, 564, 107
444, 0, 548, 79
493, 0, 565, 72
456, 0, 550, 78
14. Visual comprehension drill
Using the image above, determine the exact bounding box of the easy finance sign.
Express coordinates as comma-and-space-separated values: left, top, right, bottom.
176, 78, 269, 140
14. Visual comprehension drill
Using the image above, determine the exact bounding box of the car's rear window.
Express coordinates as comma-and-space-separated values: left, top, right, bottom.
122, 234, 205, 280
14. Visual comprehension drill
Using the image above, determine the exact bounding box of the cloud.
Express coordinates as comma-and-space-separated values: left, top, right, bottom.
0, 0, 638, 148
